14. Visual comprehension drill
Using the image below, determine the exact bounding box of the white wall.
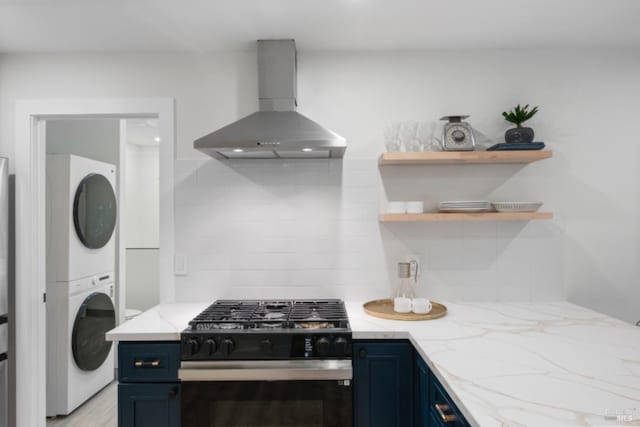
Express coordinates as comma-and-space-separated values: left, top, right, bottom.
1, 49, 639, 323
45, 119, 119, 164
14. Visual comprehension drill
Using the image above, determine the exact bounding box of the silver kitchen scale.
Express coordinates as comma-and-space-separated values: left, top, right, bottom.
440, 115, 476, 151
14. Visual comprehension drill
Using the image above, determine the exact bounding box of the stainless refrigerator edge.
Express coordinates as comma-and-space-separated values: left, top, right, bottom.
0, 158, 8, 427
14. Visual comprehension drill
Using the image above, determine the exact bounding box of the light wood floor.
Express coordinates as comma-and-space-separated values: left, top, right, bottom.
46, 382, 117, 427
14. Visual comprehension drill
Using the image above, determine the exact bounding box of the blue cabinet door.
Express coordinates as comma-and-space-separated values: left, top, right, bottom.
118, 383, 181, 427
429, 375, 470, 427
417, 351, 470, 427
353, 341, 413, 427
414, 352, 430, 427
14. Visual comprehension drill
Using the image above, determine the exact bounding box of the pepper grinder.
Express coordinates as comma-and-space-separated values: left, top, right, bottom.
393, 261, 417, 313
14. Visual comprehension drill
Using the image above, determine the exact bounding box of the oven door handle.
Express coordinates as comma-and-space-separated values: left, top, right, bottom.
179, 360, 353, 382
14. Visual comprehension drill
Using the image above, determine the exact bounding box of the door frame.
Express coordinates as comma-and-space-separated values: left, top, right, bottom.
14, 98, 175, 427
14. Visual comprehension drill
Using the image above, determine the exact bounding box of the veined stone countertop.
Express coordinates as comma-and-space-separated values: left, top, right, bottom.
107, 301, 640, 427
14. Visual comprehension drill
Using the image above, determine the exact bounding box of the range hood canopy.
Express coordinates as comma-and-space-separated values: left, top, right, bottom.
195, 39, 346, 159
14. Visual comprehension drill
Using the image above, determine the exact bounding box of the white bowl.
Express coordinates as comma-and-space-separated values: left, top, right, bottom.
387, 201, 407, 214
406, 201, 424, 214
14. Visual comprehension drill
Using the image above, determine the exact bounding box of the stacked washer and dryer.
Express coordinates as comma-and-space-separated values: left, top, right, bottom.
46, 154, 118, 417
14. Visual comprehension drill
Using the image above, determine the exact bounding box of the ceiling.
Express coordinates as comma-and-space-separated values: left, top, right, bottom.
1, 0, 639, 53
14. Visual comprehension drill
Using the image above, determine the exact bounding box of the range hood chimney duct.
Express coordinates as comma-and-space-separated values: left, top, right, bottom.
258, 39, 297, 112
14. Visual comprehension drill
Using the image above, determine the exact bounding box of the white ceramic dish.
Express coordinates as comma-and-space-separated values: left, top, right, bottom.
439, 200, 491, 212
412, 298, 432, 314
406, 201, 424, 214
387, 201, 407, 214
393, 297, 412, 313
439, 207, 491, 212
492, 201, 543, 212
439, 200, 490, 205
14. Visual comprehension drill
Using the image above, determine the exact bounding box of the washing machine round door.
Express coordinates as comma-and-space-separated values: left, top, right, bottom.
73, 173, 117, 249
72, 292, 116, 371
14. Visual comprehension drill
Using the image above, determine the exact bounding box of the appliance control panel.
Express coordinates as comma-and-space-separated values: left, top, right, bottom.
181, 333, 352, 361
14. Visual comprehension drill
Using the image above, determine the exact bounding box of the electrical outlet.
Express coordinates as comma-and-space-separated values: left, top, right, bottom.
406, 254, 421, 277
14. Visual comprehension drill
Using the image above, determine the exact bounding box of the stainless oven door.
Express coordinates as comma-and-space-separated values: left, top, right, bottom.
179, 360, 353, 427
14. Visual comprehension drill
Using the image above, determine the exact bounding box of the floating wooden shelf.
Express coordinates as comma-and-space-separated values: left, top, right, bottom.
379, 212, 553, 222
378, 150, 552, 166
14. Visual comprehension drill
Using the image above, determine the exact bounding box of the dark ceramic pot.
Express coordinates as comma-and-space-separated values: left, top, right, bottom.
505, 127, 534, 144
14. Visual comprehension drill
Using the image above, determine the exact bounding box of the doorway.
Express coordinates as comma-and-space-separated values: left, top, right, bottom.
43, 117, 161, 421
13, 98, 175, 427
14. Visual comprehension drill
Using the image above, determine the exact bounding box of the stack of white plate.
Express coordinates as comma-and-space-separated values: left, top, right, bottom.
491, 201, 543, 212
438, 200, 491, 212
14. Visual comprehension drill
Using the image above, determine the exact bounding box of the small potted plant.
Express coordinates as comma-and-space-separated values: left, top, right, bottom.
502, 104, 539, 143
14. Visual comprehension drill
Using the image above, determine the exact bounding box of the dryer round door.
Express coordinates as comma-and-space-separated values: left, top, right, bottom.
72, 292, 116, 371
73, 173, 117, 249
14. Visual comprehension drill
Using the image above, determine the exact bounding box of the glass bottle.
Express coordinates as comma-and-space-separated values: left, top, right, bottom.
394, 261, 416, 313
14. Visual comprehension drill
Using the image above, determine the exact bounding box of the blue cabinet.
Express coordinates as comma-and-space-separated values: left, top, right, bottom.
353, 341, 413, 427
429, 374, 470, 427
117, 340, 468, 427
118, 342, 181, 427
414, 352, 430, 427
414, 352, 470, 427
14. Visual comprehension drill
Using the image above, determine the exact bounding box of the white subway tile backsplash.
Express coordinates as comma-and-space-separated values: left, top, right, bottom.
495, 238, 534, 300
174, 159, 205, 183
174, 158, 563, 302
190, 252, 232, 271
342, 170, 379, 188
337, 220, 380, 238
217, 286, 347, 301
293, 238, 335, 254
246, 237, 297, 254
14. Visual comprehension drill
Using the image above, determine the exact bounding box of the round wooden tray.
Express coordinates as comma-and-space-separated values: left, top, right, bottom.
363, 299, 447, 321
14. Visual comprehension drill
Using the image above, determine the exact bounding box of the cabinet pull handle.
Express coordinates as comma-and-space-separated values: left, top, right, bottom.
134, 359, 161, 368
358, 349, 367, 359
435, 403, 457, 423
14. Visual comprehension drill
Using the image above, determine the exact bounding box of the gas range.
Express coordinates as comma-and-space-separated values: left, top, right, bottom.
179, 299, 354, 426
180, 299, 352, 361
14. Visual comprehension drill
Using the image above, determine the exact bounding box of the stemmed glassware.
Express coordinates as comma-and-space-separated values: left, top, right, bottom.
402, 122, 422, 152
385, 121, 441, 152
419, 122, 442, 151
384, 123, 402, 152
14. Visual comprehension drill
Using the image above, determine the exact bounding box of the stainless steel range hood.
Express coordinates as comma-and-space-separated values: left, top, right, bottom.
194, 39, 346, 159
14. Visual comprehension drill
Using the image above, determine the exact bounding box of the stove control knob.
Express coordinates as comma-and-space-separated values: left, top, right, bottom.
222, 338, 235, 356
185, 338, 200, 356
334, 337, 349, 355
205, 339, 217, 355
315, 337, 331, 356
260, 339, 273, 353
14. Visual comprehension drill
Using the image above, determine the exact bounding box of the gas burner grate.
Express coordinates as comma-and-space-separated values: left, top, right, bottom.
289, 300, 348, 321
188, 299, 349, 331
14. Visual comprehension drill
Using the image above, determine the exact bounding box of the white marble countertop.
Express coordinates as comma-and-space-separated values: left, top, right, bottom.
107, 301, 640, 427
